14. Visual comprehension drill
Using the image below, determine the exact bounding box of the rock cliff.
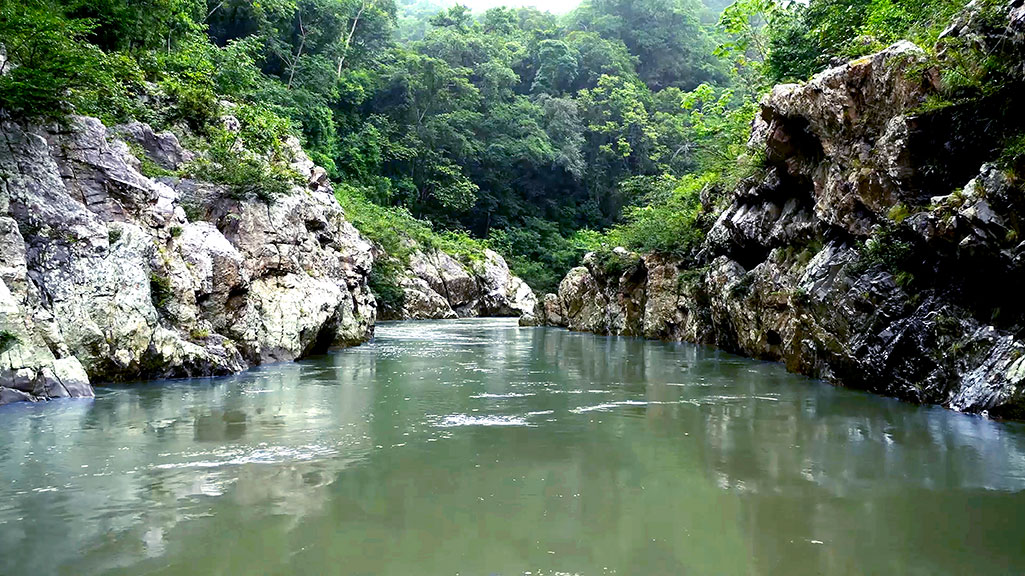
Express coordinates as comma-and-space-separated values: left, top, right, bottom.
380, 247, 538, 323
543, 18, 1025, 418
0, 116, 376, 404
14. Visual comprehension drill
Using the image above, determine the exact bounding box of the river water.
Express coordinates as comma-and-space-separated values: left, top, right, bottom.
1, 319, 1024, 575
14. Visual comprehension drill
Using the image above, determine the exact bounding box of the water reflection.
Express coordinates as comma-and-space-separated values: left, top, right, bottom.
0, 319, 1023, 575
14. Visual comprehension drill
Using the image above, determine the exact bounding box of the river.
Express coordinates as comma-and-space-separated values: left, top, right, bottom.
1, 319, 1024, 575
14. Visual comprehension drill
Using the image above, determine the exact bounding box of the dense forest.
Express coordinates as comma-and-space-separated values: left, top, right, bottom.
0, 0, 1010, 300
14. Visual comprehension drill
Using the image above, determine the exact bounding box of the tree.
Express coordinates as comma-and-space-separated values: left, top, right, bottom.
569, 0, 726, 90
0, 1, 110, 118
531, 40, 578, 95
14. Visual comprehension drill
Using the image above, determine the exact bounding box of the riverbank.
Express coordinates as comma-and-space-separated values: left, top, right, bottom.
541, 28, 1025, 418
0, 116, 536, 405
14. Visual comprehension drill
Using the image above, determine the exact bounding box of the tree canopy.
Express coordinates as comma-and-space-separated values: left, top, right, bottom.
0, 0, 987, 294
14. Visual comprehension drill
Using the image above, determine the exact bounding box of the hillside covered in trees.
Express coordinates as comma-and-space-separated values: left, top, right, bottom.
1, 0, 1016, 299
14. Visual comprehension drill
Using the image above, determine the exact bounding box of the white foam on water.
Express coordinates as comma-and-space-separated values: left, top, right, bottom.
570, 400, 700, 413
432, 414, 532, 427
151, 444, 336, 470
470, 392, 537, 399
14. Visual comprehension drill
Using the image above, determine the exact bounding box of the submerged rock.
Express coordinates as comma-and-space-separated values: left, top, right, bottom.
0, 116, 375, 404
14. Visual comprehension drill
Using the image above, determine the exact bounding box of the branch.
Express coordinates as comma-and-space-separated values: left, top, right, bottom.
337, 0, 369, 79
287, 11, 307, 90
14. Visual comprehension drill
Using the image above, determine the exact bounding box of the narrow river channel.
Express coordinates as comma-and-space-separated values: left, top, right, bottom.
1, 319, 1024, 575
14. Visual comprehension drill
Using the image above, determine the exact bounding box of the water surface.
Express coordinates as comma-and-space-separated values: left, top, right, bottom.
2, 319, 1024, 575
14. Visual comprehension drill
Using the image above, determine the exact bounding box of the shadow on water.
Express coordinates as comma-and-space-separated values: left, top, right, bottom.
0, 318, 1024, 575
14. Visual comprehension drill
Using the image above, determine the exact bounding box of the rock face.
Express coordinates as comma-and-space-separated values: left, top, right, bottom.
544, 36, 1025, 418
0, 116, 375, 404
382, 248, 538, 324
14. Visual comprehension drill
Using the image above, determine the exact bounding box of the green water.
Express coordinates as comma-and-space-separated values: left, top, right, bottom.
1, 319, 1024, 575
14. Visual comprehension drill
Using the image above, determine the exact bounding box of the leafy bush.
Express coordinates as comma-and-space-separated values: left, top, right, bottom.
762, 0, 971, 83
849, 224, 917, 283
999, 132, 1025, 179
0, 2, 111, 119
183, 129, 302, 203
590, 247, 643, 278
605, 173, 713, 256
487, 220, 599, 294
335, 184, 491, 302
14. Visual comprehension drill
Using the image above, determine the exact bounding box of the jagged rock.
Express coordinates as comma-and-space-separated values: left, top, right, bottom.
114, 122, 194, 170
473, 249, 538, 317
0, 116, 375, 404
409, 250, 477, 309
755, 41, 940, 236
389, 247, 538, 322
541, 293, 564, 327
398, 276, 458, 320
0, 280, 92, 401
543, 36, 1025, 418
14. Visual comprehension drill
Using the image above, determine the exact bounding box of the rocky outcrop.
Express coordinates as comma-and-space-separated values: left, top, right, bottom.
382, 248, 538, 324
544, 34, 1025, 418
0, 116, 375, 404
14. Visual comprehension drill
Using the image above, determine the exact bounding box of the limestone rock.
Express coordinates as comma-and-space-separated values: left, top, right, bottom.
755, 41, 940, 236
114, 122, 194, 170
389, 247, 538, 322
542, 36, 1025, 418
0, 116, 376, 405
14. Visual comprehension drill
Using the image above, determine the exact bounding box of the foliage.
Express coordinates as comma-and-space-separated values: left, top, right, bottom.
849, 224, 917, 285
183, 128, 303, 203
4, 0, 999, 299
590, 247, 643, 278
605, 173, 713, 256
1000, 132, 1025, 179
487, 221, 598, 294
759, 0, 970, 82
126, 142, 176, 178
149, 272, 174, 309
369, 259, 407, 312
0, 1, 118, 119
0, 330, 20, 354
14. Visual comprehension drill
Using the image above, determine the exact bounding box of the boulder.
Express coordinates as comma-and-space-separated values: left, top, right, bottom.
391, 247, 538, 322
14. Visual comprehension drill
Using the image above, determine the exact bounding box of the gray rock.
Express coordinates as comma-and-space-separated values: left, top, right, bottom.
391, 247, 537, 322
0, 116, 376, 405
542, 36, 1025, 418
114, 122, 194, 170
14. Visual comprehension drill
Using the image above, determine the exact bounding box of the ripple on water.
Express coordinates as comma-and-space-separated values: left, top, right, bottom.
570, 400, 701, 413
470, 393, 536, 399
430, 414, 533, 428
151, 443, 338, 470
